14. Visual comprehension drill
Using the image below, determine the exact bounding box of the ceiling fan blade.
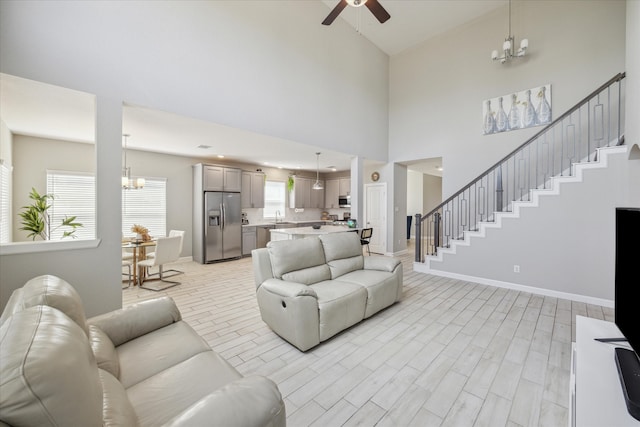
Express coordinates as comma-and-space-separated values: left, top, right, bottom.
322, 0, 348, 25
365, 0, 390, 24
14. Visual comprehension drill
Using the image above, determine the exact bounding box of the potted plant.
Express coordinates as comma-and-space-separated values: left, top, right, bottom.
19, 187, 83, 240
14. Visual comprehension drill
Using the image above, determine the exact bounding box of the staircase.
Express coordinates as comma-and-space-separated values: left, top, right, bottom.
413, 73, 628, 304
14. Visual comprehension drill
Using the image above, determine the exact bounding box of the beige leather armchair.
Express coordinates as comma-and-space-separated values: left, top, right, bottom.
0, 275, 286, 427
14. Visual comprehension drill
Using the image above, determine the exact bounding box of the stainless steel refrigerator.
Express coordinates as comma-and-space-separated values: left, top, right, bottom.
202, 191, 242, 262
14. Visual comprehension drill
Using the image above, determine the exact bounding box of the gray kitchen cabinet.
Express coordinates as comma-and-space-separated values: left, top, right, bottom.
242, 226, 257, 256
242, 171, 265, 208
339, 178, 351, 196
203, 165, 224, 191
197, 163, 242, 192
324, 179, 339, 209
289, 176, 311, 208
310, 183, 325, 209
223, 167, 242, 192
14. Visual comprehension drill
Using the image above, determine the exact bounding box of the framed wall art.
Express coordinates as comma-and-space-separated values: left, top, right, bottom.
483, 84, 551, 135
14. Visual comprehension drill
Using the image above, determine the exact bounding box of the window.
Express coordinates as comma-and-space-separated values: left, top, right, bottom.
0, 162, 11, 243
43, 171, 167, 241
47, 171, 96, 240
264, 181, 285, 219
122, 178, 167, 238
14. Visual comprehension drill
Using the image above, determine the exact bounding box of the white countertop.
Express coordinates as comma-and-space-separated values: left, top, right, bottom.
243, 220, 334, 228
270, 225, 359, 235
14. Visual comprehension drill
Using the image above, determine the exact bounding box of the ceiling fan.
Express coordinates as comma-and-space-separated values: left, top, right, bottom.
322, 0, 390, 26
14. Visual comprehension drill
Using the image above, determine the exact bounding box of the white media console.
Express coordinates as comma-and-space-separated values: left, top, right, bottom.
571, 316, 640, 426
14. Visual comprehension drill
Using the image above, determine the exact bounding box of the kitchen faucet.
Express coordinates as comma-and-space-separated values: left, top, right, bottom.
275, 210, 281, 223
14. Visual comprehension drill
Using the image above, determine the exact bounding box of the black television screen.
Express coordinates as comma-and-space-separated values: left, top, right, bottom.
615, 207, 640, 355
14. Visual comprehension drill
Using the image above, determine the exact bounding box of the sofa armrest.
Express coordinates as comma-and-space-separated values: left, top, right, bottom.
162, 376, 286, 427
364, 256, 401, 273
261, 279, 318, 299
87, 297, 181, 347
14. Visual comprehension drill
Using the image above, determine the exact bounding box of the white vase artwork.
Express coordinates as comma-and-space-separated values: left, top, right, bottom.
483, 84, 551, 136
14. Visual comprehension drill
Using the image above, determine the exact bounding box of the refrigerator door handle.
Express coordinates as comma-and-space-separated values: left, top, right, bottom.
220, 203, 225, 230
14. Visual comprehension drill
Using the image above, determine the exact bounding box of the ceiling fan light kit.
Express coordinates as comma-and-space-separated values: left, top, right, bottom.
322, 0, 390, 26
491, 0, 529, 64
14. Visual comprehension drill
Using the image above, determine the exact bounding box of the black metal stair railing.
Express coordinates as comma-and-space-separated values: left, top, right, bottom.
415, 72, 626, 263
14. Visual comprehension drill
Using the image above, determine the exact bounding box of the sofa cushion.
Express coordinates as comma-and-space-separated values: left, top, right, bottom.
282, 264, 331, 285
89, 324, 120, 378
116, 321, 212, 388
309, 280, 367, 341
0, 306, 103, 427
339, 270, 400, 318
126, 351, 243, 426
2, 274, 89, 335
319, 233, 364, 278
267, 237, 330, 283
99, 368, 140, 427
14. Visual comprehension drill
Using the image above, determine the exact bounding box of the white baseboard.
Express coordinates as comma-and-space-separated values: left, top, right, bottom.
413, 263, 614, 308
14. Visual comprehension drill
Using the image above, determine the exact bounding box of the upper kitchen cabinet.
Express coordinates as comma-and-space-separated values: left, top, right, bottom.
289, 176, 311, 209
242, 171, 265, 208
325, 177, 350, 208
324, 179, 339, 209
310, 183, 325, 209
223, 167, 242, 192
339, 178, 351, 196
196, 164, 242, 192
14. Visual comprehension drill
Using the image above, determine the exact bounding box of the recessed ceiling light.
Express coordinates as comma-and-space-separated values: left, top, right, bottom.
197, 145, 212, 149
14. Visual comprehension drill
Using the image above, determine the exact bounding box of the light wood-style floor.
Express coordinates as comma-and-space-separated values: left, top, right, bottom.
122, 245, 612, 427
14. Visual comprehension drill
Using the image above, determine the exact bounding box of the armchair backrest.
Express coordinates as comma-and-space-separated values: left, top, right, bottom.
0, 275, 89, 335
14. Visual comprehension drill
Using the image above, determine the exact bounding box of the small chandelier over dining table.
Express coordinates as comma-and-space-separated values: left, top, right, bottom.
122, 134, 145, 190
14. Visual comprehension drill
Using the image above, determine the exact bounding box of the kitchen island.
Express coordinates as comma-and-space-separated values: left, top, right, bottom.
270, 225, 360, 241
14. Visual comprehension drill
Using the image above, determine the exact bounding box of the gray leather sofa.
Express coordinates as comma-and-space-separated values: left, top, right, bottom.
252, 231, 403, 351
0, 275, 286, 427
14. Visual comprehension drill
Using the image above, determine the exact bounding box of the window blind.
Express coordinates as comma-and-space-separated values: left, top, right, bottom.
0, 163, 11, 243
47, 170, 96, 240
122, 177, 167, 239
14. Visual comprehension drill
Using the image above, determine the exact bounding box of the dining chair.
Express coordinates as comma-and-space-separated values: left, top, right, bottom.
146, 229, 185, 276
122, 260, 133, 288
137, 235, 183, 291
360, 228, 373, 255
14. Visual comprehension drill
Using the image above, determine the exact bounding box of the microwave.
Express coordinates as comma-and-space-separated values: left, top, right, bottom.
338, 195, 351, 208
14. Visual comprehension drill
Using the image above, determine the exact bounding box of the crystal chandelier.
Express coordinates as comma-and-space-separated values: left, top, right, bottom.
122, 134, 145, 190
491, 0, 529, 64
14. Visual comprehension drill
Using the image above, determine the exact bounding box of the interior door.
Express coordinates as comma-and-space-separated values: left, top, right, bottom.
364, 183, 387, 254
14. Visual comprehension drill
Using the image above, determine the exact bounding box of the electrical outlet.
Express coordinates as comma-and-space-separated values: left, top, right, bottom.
513, 265, 520, 273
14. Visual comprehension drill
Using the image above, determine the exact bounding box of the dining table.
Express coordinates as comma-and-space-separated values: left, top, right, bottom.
122, 239, 156, 286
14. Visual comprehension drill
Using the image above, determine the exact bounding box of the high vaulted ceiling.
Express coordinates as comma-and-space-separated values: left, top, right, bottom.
2, 1, 504, 175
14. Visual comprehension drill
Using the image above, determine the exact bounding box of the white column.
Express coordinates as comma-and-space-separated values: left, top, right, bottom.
350, 156, 363, 225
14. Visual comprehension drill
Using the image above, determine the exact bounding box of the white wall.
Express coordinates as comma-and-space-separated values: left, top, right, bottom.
427, 147, 640, 303
423, 174, 442, 215
389, 0, 627, 198
0, 1, 389, 315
